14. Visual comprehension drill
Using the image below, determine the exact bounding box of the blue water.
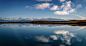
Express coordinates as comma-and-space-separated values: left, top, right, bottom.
0, 23, 86, 46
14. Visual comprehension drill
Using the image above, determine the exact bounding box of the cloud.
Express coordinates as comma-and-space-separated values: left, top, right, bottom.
35, 3, 52, 10
36, 0, 52, 2
85, 7, 86, 9
60, 0, 65, 2
54, 11, 69, 15
76, 4, 82, 9
25, 6, 29, 8
53, 1, 75, 15
50, 5, 60, 10
68, 9, 75, 13
35, 36, 50, 42
71, 14, 85, 20
76, 15, 85, 20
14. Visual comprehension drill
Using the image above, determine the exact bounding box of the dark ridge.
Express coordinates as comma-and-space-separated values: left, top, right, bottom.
0, 20, 86, 24
0, 20, 86, 26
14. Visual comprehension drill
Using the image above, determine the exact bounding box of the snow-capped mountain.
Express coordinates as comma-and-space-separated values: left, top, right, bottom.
0, 17, 69, 22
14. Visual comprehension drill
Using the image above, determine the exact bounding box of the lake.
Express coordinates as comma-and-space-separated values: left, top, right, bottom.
0, 23, 86, 46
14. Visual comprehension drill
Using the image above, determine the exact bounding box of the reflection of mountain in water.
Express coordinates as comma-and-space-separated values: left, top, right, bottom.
0, 23, 68, 27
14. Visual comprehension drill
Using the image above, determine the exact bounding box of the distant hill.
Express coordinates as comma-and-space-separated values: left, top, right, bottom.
0, 18, 69, 22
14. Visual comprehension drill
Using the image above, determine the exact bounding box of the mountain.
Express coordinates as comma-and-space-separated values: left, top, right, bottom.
0, 17, 69, 22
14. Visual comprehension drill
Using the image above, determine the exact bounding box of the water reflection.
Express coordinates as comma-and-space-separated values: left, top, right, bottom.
0, 23, 86, 46
0, 23, 66, 27
25, 30, 83, 46
72, 26, 85, 31
35, 36, 50, 42
51, 30, 76, 45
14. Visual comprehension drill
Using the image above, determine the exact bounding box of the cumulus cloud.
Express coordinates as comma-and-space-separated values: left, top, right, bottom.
68, 9, 75, 13
35, 3, 51, 10
54, 11, 69, 15
76, 4, 82, 9
50, 5, 60, 10
35, 36, 50, 42
25, 6, 29, 8
53, 1, 75, 15
36, 0, 52, 2
60, 0, 65, 2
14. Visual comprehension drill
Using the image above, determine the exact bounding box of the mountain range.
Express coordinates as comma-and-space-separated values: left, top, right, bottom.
0, 17, 69, 22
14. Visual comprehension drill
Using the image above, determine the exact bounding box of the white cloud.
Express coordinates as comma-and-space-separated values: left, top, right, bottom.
76, 4, 82, 9
60, 0, 65, 2
54, 11, 69, 15
36, 0, 52, 2
35, 3, 51, 10
50, 5, 60, 10
76, 15, 85, 20
53, 1, 75, 15
35, 36, 50, 42
68, 9, 75, 13
25, 6, 29, 8
71, 14, 85, 20
85, 7, 86, 9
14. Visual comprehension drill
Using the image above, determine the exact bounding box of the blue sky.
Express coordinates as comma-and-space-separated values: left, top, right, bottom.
0, 0, 86, 20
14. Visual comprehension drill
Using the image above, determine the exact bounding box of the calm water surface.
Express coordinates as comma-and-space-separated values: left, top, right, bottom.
0, 23, 86, 46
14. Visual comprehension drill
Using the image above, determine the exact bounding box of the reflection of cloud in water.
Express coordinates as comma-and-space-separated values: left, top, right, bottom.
60, 44, 65, 46
85, 37, 86, 39
25, 30, 83, 46
54, 30, 75, 37
25, 37, 29, 39
50, 30, 76, 45
72, 26, 85, 31
24, 30, 83, 45
76, 38, 82, 42
50, 35, 59, 40
35, 36, 50, 42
